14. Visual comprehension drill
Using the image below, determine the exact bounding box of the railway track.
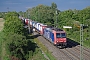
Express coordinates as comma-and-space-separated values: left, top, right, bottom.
59, 49, 79, 60
38, 36, 73, 60
68, 40, 90, 60
34, 32, 87, 60
33, 32, 90, 60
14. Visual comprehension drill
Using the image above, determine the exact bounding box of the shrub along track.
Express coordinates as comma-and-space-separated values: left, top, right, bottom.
33, 32, 86, 60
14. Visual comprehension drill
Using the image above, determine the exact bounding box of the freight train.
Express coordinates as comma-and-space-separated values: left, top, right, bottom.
19, 16, 67, 48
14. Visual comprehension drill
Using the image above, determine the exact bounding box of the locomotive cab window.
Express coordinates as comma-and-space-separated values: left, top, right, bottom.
56, 33, 61, 38
56, 33, 66, 38
61, 33, 66, 38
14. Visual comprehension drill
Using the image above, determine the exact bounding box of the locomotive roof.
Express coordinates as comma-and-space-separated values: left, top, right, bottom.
46, 26, 63, 31
56, 31, 65, 33
51, 28, 63, 31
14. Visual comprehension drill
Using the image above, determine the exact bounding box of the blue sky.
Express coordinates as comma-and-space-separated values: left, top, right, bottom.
0, 0, 90, 12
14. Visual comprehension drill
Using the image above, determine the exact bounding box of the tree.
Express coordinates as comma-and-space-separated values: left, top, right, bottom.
0, 12, 6, 18
26, 8, 32, 18
29, 3, 59, 26
3, 12, 30, 60
3, 12, 24, 36
6, 33, 27, 60
51, 2, 57, 10
18, 11, 24, 17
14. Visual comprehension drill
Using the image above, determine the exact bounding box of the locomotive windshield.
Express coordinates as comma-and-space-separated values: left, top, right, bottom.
56, 33, 66, 38
61, 33, 66, 38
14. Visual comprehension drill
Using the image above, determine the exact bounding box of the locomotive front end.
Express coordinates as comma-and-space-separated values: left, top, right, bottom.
55, 31, 67, 48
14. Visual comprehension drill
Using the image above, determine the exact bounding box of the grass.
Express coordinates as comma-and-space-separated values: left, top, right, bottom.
84, 40, 90, 48
34, 38, 56, 60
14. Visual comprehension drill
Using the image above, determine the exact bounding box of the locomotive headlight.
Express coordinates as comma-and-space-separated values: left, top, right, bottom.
64, 40, 66, 42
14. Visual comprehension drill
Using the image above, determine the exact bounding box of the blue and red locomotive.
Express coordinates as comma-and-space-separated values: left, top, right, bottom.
43, 27, 67, 47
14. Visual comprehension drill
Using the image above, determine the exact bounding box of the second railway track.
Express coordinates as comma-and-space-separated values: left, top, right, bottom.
67, 39, 90, 60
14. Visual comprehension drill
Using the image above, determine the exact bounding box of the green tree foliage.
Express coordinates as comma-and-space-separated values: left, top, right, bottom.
78, 7, 90, 24
18, 11, 24, 17
29, 3, 59, 26
4, 12, 19, 20
18, 11, 27, 18
5, 33, 37, 60
26, 8, 32, 18
30, 4, 52, 23
51, 2, 57, 10
6, 33, 27, 59
3, 12, 24, 36
0, 12, 6, 18
58, 7, 90, 47
58, 9, 74, 28
3, 11, 30, 59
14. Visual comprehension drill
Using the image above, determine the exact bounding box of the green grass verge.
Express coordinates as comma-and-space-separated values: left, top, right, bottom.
34, 38, 56, 60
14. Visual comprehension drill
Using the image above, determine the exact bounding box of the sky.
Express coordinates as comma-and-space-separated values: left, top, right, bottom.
0, 0, 90, 12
